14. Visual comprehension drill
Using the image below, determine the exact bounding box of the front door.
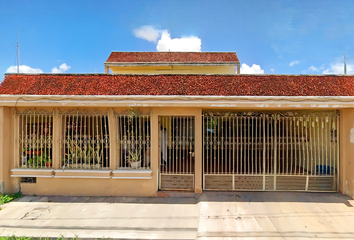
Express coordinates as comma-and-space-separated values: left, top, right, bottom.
158, 116, 195, 191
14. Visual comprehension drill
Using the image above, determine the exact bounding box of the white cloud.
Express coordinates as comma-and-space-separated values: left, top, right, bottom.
323, 62, 354, 74
6, 65, 43, 74
52, 63, 71, 73
308, 66, 320, 72
133, 25, 161, 43
302, 64, 327, 74
289, 60, 300, 67
240, 63, 264, 74
270, 69, 274, 72
133, 26, 202, 52
156, 30, 201, 52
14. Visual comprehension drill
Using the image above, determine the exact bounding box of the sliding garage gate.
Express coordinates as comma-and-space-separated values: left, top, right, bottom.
203, 111, 339, 192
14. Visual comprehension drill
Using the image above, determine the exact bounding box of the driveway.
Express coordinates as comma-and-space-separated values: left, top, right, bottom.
0, 192, 353, 239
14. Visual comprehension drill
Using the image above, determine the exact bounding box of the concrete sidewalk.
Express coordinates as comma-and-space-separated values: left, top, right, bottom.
0, 192, 353, 239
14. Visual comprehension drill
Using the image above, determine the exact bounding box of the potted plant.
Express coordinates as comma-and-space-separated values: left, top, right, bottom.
45, 158, 52, 167
80, 144, 92, 169
27, 154, 51, 168
93, 145, 102, 169
27, 155, 40, 168
128, 149, 141, 169
22, 148, 27, 167
38, 153, 52, 167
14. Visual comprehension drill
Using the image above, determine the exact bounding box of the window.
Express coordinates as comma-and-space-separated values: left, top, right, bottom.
115, 110, 151, 170
59, 110, 110, 169
17, 110, 53, 169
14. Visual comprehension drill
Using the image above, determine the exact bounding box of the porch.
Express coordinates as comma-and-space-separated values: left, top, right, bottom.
6, 107, 342, 196
1, 74, 354, 199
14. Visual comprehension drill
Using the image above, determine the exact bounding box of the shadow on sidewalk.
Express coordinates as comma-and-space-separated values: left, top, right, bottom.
15, 191, 354, 207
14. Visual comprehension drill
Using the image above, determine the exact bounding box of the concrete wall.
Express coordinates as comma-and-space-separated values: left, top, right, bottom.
0, 106, 353, 198
21, 178, 156, 197
109, 65, 236, 74
0, 107, 19, 193
339, 109, 354, 199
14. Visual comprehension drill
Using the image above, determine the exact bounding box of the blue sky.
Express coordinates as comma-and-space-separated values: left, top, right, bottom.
1, 0, 354, 76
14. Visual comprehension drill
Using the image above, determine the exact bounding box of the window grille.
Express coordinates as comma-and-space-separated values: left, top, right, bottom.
59, 110, 110, 169
16, 110, 54, 169
115, 111, 151, 170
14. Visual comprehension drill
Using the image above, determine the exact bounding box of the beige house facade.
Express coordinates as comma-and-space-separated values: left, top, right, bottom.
0, 52, 354, 199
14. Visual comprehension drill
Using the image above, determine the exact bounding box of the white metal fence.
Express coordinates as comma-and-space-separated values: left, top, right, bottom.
203, 111, 339, 191
115, 112, 151, 170
16, 110, 54, 169
59, 110, 110, 169
15, 108, 339, 192
159, 116, 195, 190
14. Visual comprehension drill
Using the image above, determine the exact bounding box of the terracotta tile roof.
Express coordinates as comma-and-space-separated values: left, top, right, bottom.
1, 74, 354, 96
106, 52, 239, 63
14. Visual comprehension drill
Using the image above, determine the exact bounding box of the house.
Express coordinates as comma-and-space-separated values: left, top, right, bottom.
0, 51, 353, 199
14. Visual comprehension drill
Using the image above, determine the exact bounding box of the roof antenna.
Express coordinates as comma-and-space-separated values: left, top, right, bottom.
16, 31, 20, 73
344, 55, 347, 75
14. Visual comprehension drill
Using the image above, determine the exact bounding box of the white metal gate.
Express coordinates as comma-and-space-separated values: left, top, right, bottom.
159, 116, 195, 190
203, 111, 339, 192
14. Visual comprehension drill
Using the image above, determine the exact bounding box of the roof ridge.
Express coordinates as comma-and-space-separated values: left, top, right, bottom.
106, 51, 240, 63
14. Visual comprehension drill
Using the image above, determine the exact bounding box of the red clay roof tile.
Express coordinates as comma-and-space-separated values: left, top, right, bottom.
1, 74, 353, 96
106, 52, 239, 63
